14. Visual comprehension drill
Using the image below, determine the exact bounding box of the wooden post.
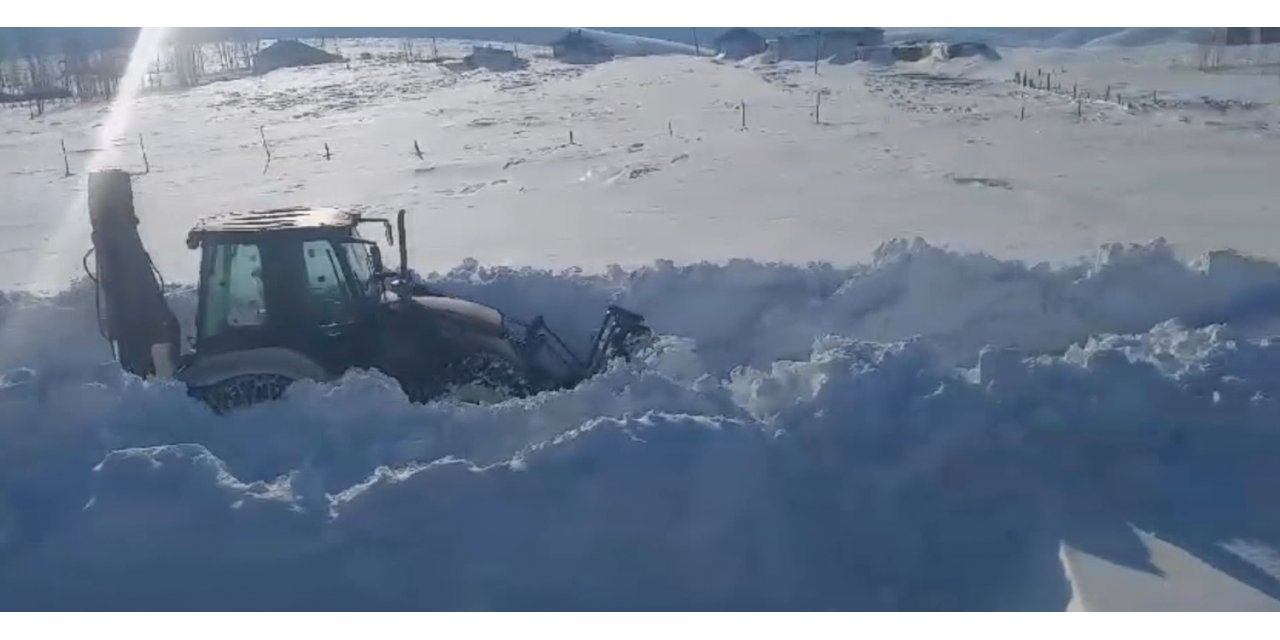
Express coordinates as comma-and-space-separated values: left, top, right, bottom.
413, 140, 423, 159
692, 28, 700, 56
668, 120, 673, 137
324, 142, 331, 160
569, 129, 575, 145
1152, 90, 1158, 104
138, 134, 150, 174
1077, 99, 1082, 120
259, 125, 272, 173
814, 35, 821, 75
1020, 102, 1025, 121
741, 100, 747, 129
61, 139, 71, 177
1046, 73, 1051, 92
1105, 85, 1111, 101
815, 92, 821, 124
1072, 83, 1077, 99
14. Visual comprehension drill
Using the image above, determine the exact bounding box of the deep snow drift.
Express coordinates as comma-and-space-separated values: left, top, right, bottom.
4, 238, 1280, 610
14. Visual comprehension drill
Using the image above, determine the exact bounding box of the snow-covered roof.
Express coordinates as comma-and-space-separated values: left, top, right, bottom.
186, 206, 356, 247
715, 28, 765, 44
251, 40, 342, 76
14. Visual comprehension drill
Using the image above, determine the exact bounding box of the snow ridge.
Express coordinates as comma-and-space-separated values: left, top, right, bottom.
3, 239, 1280, 609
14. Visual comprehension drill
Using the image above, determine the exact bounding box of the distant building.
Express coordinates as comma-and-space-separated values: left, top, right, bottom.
464, 45, 524, 71
886, 40, 1001, 63
944, 41, 1000, 61
768, 28, 885, 62
714, 28, 767, 60
889, 42, 931, 62
251, 40, 342, 76
1224, 28, 1280, 45
552, 30, 615, 64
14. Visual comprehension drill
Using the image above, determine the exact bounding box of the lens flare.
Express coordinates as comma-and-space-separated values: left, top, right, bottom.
2, 27, 171, 359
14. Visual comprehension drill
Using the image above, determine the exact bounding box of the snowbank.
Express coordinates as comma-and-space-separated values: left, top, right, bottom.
3, 239, 1280, 610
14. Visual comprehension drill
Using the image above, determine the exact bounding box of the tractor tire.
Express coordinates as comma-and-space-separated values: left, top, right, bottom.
191, 373, 296, 414
451, 351, 534, 401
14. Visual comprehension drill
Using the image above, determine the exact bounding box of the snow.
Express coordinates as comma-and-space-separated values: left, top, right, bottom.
1062, 527, 1280, 611
7, 40, 1280, 294
4, 37, 1280, 610
883, 28, 1211, 50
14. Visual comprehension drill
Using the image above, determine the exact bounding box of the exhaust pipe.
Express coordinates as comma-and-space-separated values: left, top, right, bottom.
86, 169, 180, 378
397, 208, 408, 277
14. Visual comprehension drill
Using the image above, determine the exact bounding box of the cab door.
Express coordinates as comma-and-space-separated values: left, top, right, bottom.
295, 238, 375, 370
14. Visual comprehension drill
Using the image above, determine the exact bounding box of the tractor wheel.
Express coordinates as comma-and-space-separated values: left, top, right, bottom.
451, 351, 533, 402
403, 351, 533, 405
191, 373, 295, 414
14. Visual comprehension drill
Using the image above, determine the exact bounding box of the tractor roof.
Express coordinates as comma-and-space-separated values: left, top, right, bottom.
186, 207, 357, 248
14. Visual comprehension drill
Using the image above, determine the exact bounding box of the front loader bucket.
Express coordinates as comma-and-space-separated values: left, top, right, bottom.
86, 169, 180, 378
507, 304, 652, 391
585, 305, 652, 375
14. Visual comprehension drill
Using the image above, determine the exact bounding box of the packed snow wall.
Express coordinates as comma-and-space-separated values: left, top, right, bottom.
3, 237, 1280, 610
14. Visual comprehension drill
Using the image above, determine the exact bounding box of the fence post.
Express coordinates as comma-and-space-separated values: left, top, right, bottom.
138, 134, 150, 174
413, 140, 423, 159
813, 35, 821, 75
569, 129, 575, 145
668, 120, 673, 137
741, 100, 747, 129
61, 139, 71, 177
324, 142, 331, 161
815, 92, 821, 124
259, 126, 272, 173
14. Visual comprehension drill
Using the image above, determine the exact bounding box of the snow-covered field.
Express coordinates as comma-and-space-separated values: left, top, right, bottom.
3, 35, 1280, 610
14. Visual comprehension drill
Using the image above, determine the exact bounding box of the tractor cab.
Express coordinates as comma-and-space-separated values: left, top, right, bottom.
184, 207, 395, 374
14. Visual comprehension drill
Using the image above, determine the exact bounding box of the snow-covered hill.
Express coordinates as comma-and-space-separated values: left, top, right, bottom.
883, 28, 1213, 49
3, 36, 1280, 611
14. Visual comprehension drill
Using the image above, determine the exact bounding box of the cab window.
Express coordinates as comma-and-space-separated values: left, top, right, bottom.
200, 243, 266, 339
301, 240, 355, 326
